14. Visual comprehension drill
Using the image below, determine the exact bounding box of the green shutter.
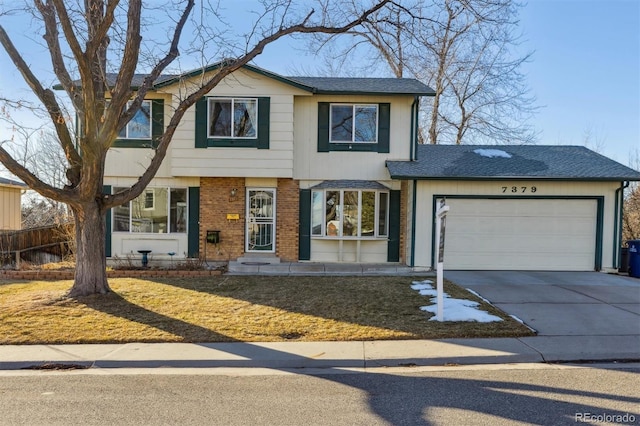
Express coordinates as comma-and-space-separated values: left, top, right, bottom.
188, 187, 200, 257
195, 97, 208, 148
151, 99, 164, 148
103, 185, 112, 257
378, 103, 390, 154
387, 189, 401, 262
299, 189, 311, 260
317, 102, 330, 152
257, 97, 270, 149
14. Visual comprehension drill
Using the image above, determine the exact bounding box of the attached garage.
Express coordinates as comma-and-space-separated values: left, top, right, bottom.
442, 198, 599, 271
386, 145, 640, 272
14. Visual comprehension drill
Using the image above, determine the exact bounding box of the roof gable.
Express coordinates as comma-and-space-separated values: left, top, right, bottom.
386, 145, 640, 181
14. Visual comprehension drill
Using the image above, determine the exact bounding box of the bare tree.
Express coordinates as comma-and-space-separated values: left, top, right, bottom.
0, 0, 391, 296
622, 149, 640, 244
306, 0, 538, 144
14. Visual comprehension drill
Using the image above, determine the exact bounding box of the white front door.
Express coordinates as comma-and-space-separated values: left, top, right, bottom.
246, 189, 276, 253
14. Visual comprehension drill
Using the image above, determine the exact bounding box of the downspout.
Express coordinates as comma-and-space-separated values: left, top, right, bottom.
613, 181, 630, 269
410, 179, 417, 267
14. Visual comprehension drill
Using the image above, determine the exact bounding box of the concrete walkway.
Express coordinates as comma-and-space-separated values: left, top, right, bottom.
1, 269, 638, 371
226, 261, 432, 276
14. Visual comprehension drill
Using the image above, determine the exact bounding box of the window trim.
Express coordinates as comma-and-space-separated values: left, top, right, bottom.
310, 188, 389, 239
117, 100, 152, 140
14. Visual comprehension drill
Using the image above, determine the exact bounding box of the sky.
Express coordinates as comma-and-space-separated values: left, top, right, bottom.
0, 0, 638, 182
249, 0, 640, 165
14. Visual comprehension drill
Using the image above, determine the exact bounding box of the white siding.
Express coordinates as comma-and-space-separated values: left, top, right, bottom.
167, 69, 310, 178
293, 95, 415, 181
0, 186, 23, 230
412, 180, 620, 270
310, 239, 388, 263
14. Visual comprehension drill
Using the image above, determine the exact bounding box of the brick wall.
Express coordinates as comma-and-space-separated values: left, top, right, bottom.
199, 177, 246, 261
199, 177, 300, 262
275, 178, 299, 262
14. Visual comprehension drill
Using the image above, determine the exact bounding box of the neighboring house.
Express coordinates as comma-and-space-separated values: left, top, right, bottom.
0, 177, 27, 231
103, 63, 640, 272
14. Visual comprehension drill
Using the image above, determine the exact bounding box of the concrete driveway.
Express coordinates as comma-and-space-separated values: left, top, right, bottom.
444, 271, 640, 361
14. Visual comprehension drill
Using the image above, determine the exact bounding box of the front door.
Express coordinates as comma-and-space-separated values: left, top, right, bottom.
246, 189, 276, 253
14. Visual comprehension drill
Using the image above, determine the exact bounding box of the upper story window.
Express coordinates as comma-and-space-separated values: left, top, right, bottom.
330, 104, 378, 143
118, 100, 152, 139
110, 99, 164, 148
196, 97, 270, 149
318, 102, 390, 153
208, 98, 257, 139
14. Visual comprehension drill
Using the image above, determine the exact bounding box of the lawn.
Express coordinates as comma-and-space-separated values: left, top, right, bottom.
0, 275, 535, 344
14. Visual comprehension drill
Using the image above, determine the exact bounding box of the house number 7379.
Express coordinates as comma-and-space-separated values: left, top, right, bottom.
502, 186, 537, 193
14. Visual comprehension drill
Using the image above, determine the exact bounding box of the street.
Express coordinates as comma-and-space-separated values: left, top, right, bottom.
1, 364, 638, 425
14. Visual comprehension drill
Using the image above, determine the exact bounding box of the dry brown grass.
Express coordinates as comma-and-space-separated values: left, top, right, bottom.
0, 275, 534, 344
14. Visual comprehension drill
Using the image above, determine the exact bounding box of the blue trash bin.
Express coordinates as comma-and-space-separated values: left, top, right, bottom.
629, 240, 640, 278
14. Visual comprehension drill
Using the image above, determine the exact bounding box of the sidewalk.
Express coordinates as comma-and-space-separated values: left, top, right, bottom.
1, 336, 638, 371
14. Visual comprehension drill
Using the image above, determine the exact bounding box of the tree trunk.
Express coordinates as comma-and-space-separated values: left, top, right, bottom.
67, 202, 110, 297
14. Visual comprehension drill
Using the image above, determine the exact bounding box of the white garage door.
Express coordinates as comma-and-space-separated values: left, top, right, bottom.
442, 198, 597, 271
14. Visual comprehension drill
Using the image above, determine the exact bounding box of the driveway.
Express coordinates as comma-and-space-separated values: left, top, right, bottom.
444, 271, 640, 360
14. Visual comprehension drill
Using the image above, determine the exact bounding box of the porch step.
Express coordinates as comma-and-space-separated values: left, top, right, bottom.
235, 254, 281, 265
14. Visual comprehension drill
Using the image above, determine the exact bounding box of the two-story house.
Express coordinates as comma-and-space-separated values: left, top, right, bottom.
104, 63, 433, 267
104, 63, 640, 272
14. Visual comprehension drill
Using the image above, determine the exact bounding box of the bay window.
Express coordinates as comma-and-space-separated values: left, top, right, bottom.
311, 189, 389, 238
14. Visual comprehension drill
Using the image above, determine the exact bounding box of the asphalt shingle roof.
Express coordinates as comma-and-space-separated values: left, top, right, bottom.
89, 63, 434, 96
0, 177, 27, 187
386, 145, 640, 181
285, 76, 434, 95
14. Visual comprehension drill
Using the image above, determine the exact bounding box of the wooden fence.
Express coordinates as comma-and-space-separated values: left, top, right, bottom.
0, 223, 74, 267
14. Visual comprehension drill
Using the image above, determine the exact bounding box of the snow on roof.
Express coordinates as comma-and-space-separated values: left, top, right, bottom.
473, 148, 512, 159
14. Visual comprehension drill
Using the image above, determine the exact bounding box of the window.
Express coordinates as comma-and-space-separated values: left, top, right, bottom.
311, 189, 389, 238
113, 187, 187, 234
195, 97, 270, 149
118, 100, 152, 139
111, 99, 164, 148
318, 102, 390, 152
208, 98, 257, 139
331, 104, 377, 143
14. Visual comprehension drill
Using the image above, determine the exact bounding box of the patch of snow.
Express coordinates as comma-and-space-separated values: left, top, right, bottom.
473, 148, 512, 159
410, 281, 503, 323
421, 299, 503, 322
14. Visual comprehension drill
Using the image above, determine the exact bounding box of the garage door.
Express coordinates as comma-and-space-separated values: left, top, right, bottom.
442, 198, 598, 271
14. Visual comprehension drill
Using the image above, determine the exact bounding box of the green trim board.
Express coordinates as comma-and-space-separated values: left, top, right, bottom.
188, 187, 200, 258
427, 195, 605, 271
387, 190, 401, 262
195, 97, 270, 149
298, 189, 311, 260
103, 185, 112, 257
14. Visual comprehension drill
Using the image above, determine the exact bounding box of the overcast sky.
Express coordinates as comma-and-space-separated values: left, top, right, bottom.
1, 0, 638, 182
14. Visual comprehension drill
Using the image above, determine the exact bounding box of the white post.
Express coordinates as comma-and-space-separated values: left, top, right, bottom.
435, 200, 450, 322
